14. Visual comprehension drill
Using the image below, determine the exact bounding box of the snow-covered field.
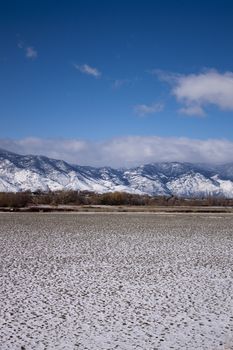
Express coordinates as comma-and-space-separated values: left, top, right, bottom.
0, 213, 232, 350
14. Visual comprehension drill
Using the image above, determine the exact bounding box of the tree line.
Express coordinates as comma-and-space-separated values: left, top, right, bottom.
0, 190, 232, 208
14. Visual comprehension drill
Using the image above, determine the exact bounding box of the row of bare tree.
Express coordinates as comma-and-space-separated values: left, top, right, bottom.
0, 190, 232, 208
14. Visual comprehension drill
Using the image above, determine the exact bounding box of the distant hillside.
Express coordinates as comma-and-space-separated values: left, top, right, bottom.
1, 148, 233, 197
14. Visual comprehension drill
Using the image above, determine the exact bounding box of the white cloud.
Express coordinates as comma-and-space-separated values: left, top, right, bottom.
155, 69, 233, 116
179, 105, 205, 117
150, 69, 180, 83
26, 47, 38, 59
17, 40, 38, 59
134, 103, 164, 116
112, 79, 130, 89
1, 136, 233, 168
74, 63, 101, 78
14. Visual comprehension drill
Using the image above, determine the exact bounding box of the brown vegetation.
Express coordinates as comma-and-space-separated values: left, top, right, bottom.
0, 190, 232, 209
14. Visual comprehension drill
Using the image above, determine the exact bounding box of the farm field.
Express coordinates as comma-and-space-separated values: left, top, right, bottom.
0, 213, 232, 350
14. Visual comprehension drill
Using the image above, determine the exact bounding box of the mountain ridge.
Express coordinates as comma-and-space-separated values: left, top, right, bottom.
1, 148, 233, 197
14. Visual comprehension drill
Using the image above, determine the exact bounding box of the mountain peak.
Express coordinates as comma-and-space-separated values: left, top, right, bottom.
0, 148, 233, 197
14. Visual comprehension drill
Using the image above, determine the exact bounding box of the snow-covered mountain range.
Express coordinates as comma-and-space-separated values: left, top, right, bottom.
1, 148, 233, 197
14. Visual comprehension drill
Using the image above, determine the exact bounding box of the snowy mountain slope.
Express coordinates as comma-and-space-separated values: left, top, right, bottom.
1, 148, 233, 197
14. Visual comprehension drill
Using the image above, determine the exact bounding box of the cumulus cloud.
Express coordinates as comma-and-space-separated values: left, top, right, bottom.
154, 69, 233, 116
174, 70, 233, 112
134, 103, 164, 116
74, 63, 101, 78
1, 136, 233, 168
25, 47, 38, 59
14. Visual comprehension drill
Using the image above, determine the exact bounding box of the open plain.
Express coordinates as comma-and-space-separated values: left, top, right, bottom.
0, 212, 233, 350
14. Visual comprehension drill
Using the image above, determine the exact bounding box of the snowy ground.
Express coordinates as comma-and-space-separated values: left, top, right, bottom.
0, 213, 233, 350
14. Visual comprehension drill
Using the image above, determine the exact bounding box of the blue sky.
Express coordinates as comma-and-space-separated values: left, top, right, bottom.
1, 0, 233, 166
